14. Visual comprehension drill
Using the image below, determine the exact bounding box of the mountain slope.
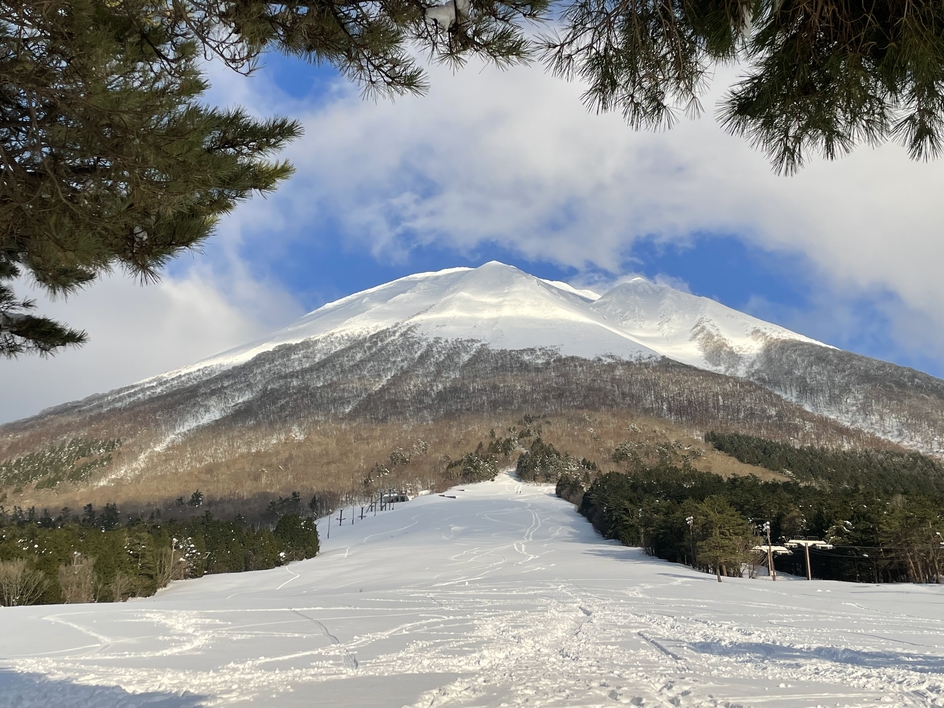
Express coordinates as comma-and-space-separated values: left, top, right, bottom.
2, 261, 944, 499
749, 339, 944, 451
591, 277, 825, 375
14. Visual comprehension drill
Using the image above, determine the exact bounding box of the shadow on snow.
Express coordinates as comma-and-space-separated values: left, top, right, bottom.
0, 668, 210, 707
685, 641, 944, 674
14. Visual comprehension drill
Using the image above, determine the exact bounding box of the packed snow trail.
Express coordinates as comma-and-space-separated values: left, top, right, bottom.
2, 472, 944, 707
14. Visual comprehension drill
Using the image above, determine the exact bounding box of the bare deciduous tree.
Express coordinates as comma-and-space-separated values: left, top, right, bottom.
0, 559, 47, 606
58, 553, 96, 603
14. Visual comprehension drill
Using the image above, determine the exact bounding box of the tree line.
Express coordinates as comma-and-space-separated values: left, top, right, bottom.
557, 432, 944, 584
0, 504, 318, 606
704, 431, 944, 495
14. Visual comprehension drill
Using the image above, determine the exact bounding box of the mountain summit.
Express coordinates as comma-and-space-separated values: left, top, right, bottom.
173, 262, 823, 380
3, 262, 944, 499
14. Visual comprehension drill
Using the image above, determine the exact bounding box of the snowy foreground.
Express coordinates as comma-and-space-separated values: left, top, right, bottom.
2, 474, 944, 707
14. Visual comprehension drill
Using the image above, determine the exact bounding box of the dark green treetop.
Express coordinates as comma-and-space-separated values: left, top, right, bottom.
1, 0, 302, 356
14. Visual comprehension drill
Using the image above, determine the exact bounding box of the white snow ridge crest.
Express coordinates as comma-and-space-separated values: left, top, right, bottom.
166, 262, 823, 379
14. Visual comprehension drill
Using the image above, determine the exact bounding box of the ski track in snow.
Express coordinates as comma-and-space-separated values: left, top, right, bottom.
2, 472, 944, 707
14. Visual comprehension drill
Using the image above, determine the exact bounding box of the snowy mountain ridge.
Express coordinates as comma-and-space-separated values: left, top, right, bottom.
6, 260, 944, 467
158, 261, 824, 382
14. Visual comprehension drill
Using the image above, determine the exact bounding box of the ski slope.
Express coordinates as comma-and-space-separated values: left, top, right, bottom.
2, 473, 943, 707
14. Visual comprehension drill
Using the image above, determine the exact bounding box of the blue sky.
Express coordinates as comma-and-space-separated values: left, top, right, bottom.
3, 50, 944, 423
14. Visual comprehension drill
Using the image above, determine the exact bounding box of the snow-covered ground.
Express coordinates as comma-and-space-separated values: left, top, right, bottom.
2, 472, 943, 707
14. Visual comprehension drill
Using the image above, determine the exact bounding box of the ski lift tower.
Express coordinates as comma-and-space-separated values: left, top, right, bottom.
752, 520, 791, 580
786, 538, 834, 580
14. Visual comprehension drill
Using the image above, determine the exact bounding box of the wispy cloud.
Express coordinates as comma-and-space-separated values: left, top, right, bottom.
0, 257, 303, 424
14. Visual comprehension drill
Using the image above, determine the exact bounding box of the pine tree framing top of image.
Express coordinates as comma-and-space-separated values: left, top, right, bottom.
0, 0, 302, 356
4, 0, 944, 356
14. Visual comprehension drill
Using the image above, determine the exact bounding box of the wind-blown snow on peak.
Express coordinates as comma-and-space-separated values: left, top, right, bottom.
168, 262, 655, 377
158, 262, 828, 382
591, 277, 827, 374
398, 262, 649, 358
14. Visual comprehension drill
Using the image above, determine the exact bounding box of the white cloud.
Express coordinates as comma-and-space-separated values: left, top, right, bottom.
0, 256, 303, 424
246, 59, 944, 370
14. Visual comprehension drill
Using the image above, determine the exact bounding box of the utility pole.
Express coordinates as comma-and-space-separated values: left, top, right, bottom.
686, 515, 696, 569
764, 521, 776, 581
786, 538, 833, 580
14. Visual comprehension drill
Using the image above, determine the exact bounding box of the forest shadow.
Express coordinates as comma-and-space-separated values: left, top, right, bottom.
684, 640, 944, 673
0, 668, 209, 707
581, 546, 665, 563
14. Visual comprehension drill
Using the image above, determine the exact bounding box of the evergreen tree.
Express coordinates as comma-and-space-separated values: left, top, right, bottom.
693, 496, 754, 581
545, 0, 944, 173
100, 503, 121, 531
1, 0, 300, 355
274, 513, 320, 561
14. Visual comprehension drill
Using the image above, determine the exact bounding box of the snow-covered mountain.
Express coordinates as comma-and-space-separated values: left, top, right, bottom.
161, 261, 824, 381
3, 262, 944, 478
170, 262, 659, 374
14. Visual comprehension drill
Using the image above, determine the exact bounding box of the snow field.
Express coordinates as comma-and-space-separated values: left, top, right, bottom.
2, 472, 944, 707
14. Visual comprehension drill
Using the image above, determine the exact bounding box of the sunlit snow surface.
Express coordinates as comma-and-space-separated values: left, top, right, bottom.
3, 474, 943, 707
156, 262, 824, 382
